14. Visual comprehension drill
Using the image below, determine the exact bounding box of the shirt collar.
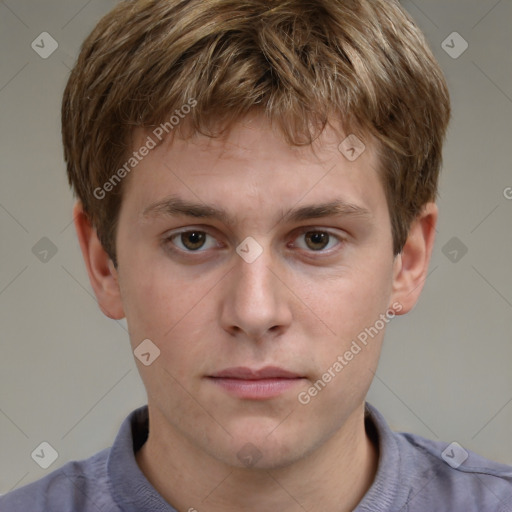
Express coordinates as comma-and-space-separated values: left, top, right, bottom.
107, 405, 178, 512
353, 403, 408, 511
107, 403, 407, 512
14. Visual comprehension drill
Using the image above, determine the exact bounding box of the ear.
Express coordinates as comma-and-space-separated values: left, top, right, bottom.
389, 202, 438, 315
73, 201, 125, 320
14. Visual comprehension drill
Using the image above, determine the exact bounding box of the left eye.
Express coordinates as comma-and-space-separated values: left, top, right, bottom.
168, 231, 218, 251
292, 230, 341, 252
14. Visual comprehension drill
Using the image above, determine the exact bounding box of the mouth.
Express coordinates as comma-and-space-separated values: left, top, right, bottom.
207, 366, 306, 400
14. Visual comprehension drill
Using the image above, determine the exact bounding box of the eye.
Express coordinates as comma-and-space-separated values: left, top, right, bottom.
163, 227, 344, 256
292, 229, 343, 252
166, 230, 218, 252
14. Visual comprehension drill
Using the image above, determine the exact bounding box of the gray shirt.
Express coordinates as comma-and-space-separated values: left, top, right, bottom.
1, 403, 511, 511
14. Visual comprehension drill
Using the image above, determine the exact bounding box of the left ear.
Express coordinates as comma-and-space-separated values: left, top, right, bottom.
389, 202, 438, 315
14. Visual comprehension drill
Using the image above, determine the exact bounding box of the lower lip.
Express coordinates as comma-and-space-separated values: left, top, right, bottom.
208, 377, 304, 400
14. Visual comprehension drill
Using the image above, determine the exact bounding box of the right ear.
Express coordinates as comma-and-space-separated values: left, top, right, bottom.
73, 201, 125, 320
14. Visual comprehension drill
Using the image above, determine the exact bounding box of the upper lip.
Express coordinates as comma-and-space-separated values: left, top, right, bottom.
209, 366, 303, 379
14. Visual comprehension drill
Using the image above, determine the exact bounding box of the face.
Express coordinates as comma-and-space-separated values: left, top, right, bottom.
113, 113, 399, 469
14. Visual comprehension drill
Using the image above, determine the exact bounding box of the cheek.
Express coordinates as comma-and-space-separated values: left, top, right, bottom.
297, 273, 389, 417
120, 260, 217, 373
298, 259, 393, 337
291, 255, 393, 393
120, 251, 193, 331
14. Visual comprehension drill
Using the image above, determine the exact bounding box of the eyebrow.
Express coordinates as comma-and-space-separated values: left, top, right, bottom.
141, 195, 372, 226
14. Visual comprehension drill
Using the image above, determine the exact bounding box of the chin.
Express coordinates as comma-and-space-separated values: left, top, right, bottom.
215, 420, 313, 470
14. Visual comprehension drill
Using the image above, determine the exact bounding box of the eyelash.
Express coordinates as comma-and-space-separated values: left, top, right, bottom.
163, 227, 346, 256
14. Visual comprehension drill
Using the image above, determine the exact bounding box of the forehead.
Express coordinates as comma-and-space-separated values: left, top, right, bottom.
151, 113, 370, 166
121, 113, 386, 224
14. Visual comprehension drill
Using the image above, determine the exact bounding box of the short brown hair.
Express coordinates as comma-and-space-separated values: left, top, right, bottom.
62, 0, 451, 265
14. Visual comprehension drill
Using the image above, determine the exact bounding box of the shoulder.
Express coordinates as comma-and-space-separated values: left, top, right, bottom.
0, 448, 120, 512
361, 404, 512, 511
397, 431, 512, 510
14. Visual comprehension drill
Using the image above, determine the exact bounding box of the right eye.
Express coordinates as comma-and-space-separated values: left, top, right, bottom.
164, 229, 220, 253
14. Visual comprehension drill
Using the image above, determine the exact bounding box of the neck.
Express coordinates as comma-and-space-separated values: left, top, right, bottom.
136, 403, 378, 512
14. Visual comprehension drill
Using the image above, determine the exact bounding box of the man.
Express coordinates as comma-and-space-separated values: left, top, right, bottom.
2, 0, 511, 510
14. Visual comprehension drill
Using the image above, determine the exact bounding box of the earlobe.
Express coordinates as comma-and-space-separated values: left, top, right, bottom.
73, 201, 125, 320
389, 202, 438, 315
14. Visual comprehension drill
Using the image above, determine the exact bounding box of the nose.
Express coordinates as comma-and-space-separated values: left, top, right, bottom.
219, 245, 293, 342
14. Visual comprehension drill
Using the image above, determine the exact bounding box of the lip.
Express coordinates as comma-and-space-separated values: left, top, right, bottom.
207, 366, 305, 400
210, 366, 302, 379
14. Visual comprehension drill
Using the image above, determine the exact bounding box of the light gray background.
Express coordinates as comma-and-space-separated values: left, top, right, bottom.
1, 0, 511, 493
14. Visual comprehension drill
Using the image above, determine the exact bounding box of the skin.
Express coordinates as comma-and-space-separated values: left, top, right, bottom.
74, 112, 437, 512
